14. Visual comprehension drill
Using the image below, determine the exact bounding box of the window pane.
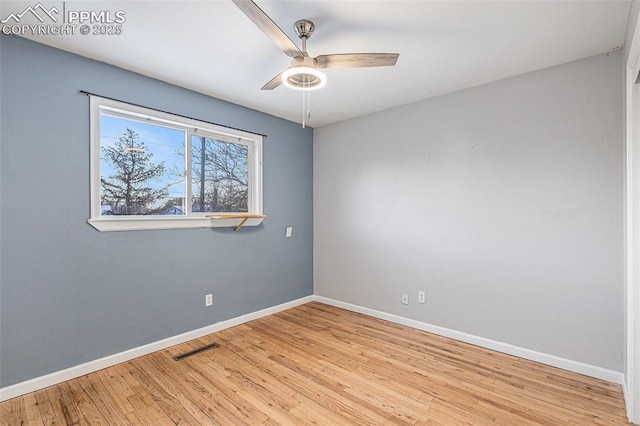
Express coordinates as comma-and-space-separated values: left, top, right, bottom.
191, 136, 249, 213
100, 114, 186, 216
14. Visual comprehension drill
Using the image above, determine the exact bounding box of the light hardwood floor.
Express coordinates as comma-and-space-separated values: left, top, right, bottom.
0, 302, 631, 425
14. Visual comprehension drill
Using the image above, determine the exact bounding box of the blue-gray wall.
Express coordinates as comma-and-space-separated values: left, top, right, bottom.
0, 35, 313, 387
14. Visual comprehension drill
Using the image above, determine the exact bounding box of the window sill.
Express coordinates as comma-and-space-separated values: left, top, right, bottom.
87, 215, 265, 232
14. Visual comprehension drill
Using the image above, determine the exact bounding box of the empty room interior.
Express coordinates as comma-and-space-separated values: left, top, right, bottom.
3, 0, 640, 424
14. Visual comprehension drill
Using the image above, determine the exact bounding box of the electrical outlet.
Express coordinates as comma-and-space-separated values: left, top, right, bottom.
402, 293, 409, 305
205, 293, 213, 307
285, 226, 293, 238
418, 291, 426, 304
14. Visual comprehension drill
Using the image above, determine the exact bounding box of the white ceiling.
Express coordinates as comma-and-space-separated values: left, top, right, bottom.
4, 0, 632, 127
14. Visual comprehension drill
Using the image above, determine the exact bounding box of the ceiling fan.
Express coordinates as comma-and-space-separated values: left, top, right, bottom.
232, 0, 399, 91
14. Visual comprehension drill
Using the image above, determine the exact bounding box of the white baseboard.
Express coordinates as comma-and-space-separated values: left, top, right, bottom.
623, 378, 633, 423
1, 294, 626, 403
0, 295, 314, 402
314, 296, 626, 386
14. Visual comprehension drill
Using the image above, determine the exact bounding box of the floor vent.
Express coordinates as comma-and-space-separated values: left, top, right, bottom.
173, 342, 220, 361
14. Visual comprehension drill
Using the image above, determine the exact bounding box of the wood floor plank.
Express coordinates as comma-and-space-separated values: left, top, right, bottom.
0, 302, 631, 425
222, 338, 396, 424
137, 350, 258, 425
33, 388, 63, 426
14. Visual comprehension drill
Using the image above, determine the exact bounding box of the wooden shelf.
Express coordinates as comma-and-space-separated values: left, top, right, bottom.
205, 214, 266, 231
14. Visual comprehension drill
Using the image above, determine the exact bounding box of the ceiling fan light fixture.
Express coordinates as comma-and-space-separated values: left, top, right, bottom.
282, 66, 326, 91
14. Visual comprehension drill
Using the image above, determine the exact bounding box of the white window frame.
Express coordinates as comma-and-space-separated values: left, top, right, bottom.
88, 96, 263, 232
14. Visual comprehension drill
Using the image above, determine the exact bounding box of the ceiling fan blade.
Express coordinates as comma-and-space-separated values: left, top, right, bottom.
232, 0, 303, 58
261, 70, 286, 90
316, 53, 399, 69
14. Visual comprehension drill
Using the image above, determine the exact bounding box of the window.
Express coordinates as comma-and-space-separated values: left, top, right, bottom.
88, 96, 263, 231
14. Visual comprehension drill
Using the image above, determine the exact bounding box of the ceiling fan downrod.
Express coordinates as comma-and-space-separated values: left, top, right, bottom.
294, 19, 315, 54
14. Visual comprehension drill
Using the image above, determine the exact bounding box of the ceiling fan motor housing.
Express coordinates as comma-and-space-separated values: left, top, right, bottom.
283, 56, 326, 90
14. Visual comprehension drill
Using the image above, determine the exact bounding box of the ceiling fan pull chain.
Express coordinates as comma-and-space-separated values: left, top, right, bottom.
302, 90, 306, 128
298, 70, 316, 127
